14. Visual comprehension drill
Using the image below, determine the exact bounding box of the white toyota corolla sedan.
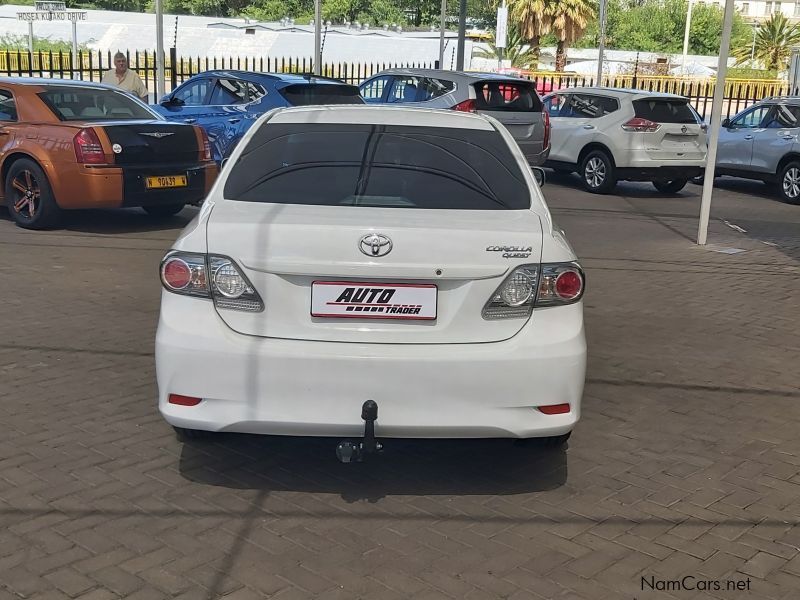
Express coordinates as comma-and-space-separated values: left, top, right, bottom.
156, 105, 586, 454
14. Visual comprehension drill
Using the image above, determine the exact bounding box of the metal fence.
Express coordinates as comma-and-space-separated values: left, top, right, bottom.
0, 49, 789, 119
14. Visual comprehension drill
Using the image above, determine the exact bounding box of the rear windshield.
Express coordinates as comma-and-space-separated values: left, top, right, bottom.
633, 99, 697, 124
473, 80, 542, 112
224, 123, 530, 210
278, 84, 365, 106
38, 87, 157, 121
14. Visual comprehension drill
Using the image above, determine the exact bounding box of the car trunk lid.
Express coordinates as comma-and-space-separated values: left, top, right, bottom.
631, 98, 707, 161
100, 121, 200, 165
206, 201, 543, 344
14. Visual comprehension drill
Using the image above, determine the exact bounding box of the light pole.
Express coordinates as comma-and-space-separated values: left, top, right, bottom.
156, 0, 165, 100
455, 0, 466, 70
750, 23, 757, 65
314, 0, 322, 75
596, 0, 607, 85
697, 0, 735, 245
439, 0, 446, 68
681, 0, 694, 74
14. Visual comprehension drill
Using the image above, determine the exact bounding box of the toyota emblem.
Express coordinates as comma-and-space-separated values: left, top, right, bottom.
359, 233, 393, 257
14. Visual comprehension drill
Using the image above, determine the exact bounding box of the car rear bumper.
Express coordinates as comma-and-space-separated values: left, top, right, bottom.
156, 294, 586, 439
49, 162, 216, 209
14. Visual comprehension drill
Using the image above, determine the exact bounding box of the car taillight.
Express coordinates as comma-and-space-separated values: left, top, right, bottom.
621, 117, 660, 133
159, 251, 264, 312
543, 109, 551, 149
198, 127, 212, 161
482, 262, 584, 320
73, 128, 106, 164
453, 99, 476, 113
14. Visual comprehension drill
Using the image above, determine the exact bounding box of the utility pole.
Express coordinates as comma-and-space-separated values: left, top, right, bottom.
455, 0, 466, 70
438, 0, 446, 68
681, 0, 694, 74
156, 0, 165, 99
314, 0, 322, 74
596, 0, 607, 85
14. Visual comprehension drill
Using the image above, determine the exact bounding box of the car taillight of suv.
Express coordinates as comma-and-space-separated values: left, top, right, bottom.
621, 117, 660, 133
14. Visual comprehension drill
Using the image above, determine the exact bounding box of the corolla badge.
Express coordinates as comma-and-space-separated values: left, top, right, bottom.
359, 233, 393, 257
112, 143, 123, 154
487, 245, 533, 259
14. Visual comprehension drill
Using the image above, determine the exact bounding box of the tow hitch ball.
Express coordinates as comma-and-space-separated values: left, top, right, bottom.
335, 400, 383, 463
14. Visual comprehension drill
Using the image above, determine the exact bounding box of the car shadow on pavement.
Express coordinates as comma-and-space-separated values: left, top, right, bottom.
178, 434, 568, 502
546, 169, 698, 199
0, 205, 198, 235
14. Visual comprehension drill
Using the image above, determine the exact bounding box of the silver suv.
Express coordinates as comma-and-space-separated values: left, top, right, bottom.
359, 69, 550, 165
717, 98, 800, 204
542, 88, 708, 194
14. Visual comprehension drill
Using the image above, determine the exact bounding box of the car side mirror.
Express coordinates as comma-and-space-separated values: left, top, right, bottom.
721, 118, 731, 128
532, 167, 546, 186
220, 157, 229, 169
160, 96, 184, 107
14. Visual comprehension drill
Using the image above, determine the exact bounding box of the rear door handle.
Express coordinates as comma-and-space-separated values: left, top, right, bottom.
228, 118, 241, 124
744, 134, 754, 140
583, 124, 595, 129
183, 118, 197, 124
783, 135, 794, 140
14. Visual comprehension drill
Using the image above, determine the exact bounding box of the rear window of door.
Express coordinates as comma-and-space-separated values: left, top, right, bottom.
474, 80, 542, 112
560, 94, 618, 118
360, 76, 391, 103
210, 78, 266, 105
418, 78, 455, 101
278, 84, 363, 106
543, 94, 566, 118
387, 77, 423, 103
763, 104, 800, 128
633, 99, 697, 124
224, 123, 530, 210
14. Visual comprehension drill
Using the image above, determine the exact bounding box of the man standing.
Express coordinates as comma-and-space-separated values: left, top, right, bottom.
102, 52, 149, 102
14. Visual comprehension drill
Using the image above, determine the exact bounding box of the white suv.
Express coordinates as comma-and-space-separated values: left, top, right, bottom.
155, 106, 586, 453
543, 88, 708, 194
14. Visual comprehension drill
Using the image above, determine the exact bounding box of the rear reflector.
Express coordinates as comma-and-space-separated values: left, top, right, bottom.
537, 404, 570, 415
168, 394, 202, 406
452, 99, 477, 113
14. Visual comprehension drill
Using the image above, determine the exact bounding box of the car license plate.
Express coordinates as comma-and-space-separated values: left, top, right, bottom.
145, 175, 188, 189
311, 281, 437, 320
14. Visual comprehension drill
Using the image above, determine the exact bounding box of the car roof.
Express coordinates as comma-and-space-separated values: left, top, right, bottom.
544, 86, 689, 100
267, 105, 496, 130
0, 77, 119, 91
186, 70, 354, 86
367, 68, 532, 84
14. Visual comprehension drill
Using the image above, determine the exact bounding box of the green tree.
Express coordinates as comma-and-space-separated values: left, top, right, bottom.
473, 24, 538, 67
549, 0, 595, 71
733, 12, 800, 70
607, 0, 749, 55
507, 0, 551, 65
0, 34, 89, 52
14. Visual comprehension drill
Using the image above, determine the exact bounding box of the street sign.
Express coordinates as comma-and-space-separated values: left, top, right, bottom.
17, 1, 86, 69
496, 5, 508, 49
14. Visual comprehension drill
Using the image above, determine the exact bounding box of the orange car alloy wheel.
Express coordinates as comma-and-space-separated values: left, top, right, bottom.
11, 169, 41, 219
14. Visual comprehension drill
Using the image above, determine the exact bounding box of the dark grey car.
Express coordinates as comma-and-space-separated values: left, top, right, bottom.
358, 69, 550, 166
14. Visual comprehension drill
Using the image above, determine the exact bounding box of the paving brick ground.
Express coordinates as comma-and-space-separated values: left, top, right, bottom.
1, 176, 799, 600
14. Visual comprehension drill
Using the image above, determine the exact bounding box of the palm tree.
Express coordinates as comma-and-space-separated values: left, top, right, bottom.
506, 0, 552, 65
473, 25, 539, 68
733, 13, 800, 71
549, 0, 595, 72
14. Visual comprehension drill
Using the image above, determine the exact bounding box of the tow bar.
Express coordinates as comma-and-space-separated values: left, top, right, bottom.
335, 400, 383, 463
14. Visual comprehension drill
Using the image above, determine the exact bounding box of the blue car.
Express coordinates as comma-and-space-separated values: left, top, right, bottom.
154, 71, 364, 162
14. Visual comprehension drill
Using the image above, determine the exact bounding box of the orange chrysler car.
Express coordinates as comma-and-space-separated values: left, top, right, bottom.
0, 78, 217, 229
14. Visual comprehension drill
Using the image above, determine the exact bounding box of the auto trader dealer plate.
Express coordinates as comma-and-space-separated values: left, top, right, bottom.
311, 282, 437, 320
